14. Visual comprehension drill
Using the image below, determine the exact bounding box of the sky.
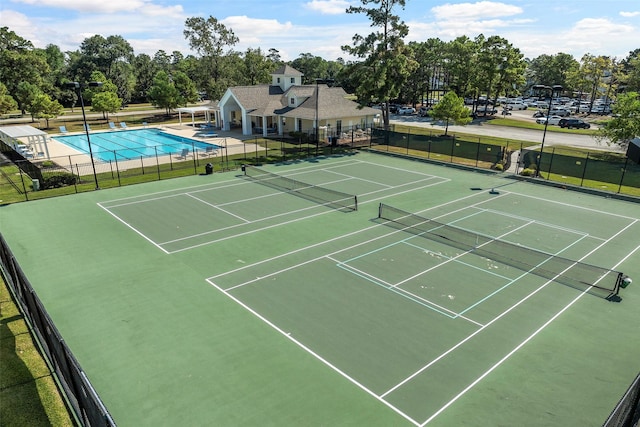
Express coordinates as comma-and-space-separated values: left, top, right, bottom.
2, 0, 639, 62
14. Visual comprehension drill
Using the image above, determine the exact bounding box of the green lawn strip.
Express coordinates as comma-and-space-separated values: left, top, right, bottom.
390, 122, 538, 148
0, 279, 74, 427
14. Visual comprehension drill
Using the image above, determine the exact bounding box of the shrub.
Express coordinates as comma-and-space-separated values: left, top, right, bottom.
42, 172, 78, 189
41, 160, 55, 167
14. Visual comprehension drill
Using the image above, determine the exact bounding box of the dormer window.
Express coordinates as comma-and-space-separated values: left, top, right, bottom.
290, 98, 295, 105
290, 77, 295, 83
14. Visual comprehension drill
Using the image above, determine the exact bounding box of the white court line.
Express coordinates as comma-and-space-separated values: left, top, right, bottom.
160, 197, 327, 245
185, 193, 251, 223
390, 218, 534, 289
96, 203, 170, 254
207, 278, 422, 427
208, 189, 494, 282
169, 176, 450, 253
379, 219, 637, 421
323, 168, 394, 188
472, 207, 595, 239
331, 256, 484, 327
505, 190, 639, 222
421, 225, 639, 426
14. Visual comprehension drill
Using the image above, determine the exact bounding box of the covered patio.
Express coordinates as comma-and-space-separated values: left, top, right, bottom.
176, 104, 220, 128
0, 125, 51, 159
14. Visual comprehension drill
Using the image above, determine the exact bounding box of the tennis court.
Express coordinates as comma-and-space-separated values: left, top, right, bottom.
2, 151, 639, 426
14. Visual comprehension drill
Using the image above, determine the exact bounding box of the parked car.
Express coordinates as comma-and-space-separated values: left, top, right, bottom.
504, 101, 527, 110
549, 108, 571, 117
397, 106, 416, 115
536, 115, 564, 125
558, 118, 591, 129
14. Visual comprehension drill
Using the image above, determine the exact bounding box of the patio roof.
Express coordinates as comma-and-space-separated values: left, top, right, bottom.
0, 125, 48, 138
176, 105, 218, 114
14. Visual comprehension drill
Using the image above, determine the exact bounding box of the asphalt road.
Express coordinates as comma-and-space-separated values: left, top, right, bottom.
390, 109, 624, 153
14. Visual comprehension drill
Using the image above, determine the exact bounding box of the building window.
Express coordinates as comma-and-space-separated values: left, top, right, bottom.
277, 77, 281, 83
290, 77, 295, 83
290, 98, 295, 105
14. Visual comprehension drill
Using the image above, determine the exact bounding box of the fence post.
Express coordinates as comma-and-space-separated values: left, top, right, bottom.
191, 142, 197, 174
17, 166, 29, 201
579, 152, 590, 187
115, 156, 121, 187
155, 147, 161, 181
617, 157, 629, 194
543, 147, 555, 179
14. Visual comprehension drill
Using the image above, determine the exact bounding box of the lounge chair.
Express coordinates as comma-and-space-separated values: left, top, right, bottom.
203, 146, 217, 157
177, 148, 190, 159
108, 122, 117, 130
202, 131, 218, 138
120, 122, 128, 129
59, 125, 68, 134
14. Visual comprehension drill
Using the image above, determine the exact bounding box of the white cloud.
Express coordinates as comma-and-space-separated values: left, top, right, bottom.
10, 0, 181, 15
620, 11, 640, 18
305, 0, 351, 15
431, 1, 523, 21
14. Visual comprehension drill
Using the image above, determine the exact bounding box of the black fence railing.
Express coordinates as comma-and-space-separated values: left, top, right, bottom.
368, 127, 509, 169
0, 233, 116, 426
603, 372, 640, 427
519, 147, 640, 194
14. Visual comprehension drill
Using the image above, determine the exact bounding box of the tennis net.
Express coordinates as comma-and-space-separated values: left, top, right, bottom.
244, 165, 358, 211
378, 203, 623, 297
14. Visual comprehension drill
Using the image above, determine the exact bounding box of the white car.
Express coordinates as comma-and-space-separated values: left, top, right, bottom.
536, 115, 564, 125
504, 101, 527, 110
397, 106, 416, 115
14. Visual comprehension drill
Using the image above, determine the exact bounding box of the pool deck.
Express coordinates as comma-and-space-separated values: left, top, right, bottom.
34, 124, 257, 174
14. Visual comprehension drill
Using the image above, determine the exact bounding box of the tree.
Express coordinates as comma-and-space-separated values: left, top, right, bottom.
29, 93, 64, 128
0, 82, 18, 114
242, 47, 275, 85
148, 71, 181, 114
0, 27, 50, 108
597, 92, 640, 147
475, 35, 526, 112
342, 0, 417, 130
87, 71, 122, 120
428, 91, 472, 136
290, 53, 330, 84
620, 49, 640, 92
172, 70, 199, 105
15, 81, 41, 115
183, 16, 239, 100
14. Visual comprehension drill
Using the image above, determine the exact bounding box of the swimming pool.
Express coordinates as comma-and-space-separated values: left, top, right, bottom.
54, 129, 220, 162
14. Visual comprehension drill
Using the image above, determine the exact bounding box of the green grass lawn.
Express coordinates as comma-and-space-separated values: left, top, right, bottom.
0, 278, 74, 426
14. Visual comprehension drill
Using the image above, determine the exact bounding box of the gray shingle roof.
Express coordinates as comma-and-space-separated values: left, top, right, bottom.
228, 84, 378, 120
271, 64, 304, 76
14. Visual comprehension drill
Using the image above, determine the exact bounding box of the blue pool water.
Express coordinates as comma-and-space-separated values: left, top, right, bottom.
54, 129, 220, 162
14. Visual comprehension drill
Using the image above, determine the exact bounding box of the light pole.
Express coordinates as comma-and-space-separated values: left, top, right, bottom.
65, 81, 102, 189
532, 84, 563, 177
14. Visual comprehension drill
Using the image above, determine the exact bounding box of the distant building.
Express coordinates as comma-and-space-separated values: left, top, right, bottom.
217, 65, 379, 140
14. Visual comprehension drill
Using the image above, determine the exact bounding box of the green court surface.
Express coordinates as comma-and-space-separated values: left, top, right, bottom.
2, 151, 639, 426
